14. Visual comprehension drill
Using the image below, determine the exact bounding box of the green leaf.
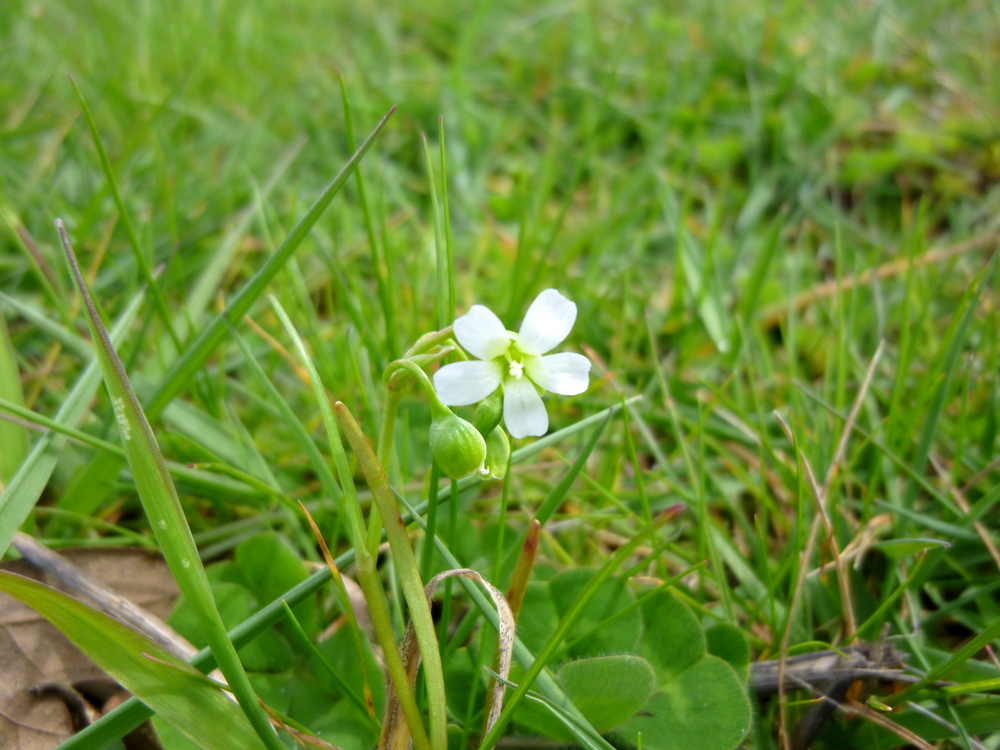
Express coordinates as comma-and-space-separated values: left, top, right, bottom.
619, 655, 751, 750
168, 582, 294, 673
705, 623, 750, 683
0, 313, 27, 486
56, 223, 284, 750
559, 655, 656, 731
875, 537, 951, 558
0, 571, 267, 750
637, 588, 706, 682
516, 582, 560, 654
236, 532, 318, 636
548, 569, 641, 658
0, 286, 144, 557
144, 107, 395, 420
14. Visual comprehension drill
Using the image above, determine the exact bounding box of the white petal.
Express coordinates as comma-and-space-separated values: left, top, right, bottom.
525, 352, 591, 395
433, 360, 503, 406
454, 305, 511, 361
516, 289, 577, 355
503, 377, 548, 438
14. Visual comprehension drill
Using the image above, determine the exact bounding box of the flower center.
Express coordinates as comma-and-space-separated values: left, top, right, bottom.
508, 360, 524, 379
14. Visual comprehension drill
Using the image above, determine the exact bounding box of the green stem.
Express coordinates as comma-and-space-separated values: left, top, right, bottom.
368, 387, 402, 556
336, 402, 448, 750
420, 464, 441, 581
404, 325, 454, 358
383, 359, 449, 417
355, 553, 433, 750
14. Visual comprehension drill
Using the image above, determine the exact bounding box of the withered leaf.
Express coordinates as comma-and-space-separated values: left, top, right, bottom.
0, 547, 178, 750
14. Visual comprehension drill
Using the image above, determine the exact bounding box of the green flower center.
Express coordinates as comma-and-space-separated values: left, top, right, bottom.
503, 343, 526, 379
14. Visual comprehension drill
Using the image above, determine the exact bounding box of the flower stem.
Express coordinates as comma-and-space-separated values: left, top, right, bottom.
404, 325, 453, 358
383, 359, 449, 417
336, 402, 448, 750
367, 387, 402, 557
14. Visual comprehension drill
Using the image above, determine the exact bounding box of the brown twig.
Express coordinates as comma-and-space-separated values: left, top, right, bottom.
759, 233, 999, 328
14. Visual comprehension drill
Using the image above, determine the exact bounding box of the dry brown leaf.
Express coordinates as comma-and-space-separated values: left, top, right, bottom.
0, 547, 178, 750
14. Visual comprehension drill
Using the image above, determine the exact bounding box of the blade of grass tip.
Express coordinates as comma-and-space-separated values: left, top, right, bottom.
479, 508, 681, 750
0, 572, 267, 750
64, 399, 642, 748
145, 106, 396, 421
337, 71, 396, 360
335, 402, 447, 750
439, 117, 455, 319
422, 131, 448, 330
69, 77, 182, 350
56, 221, 284, 750
0, 285, 144, 557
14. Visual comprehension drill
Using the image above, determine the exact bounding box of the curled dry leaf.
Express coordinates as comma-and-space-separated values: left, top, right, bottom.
0, 547, 178, 749
381, 568, 515, 750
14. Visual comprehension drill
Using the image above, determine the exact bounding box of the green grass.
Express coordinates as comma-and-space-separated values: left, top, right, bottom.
2, 1, 1000, 749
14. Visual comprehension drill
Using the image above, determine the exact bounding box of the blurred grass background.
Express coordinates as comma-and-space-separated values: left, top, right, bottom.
2, 0, 1000, 747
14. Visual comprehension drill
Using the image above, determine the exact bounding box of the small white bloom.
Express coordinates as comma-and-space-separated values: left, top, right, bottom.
433, 289, 591, 439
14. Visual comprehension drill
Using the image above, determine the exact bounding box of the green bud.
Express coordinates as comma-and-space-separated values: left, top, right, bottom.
473, 387, 503, 437
482, 427, 510, 480
429, 411, 487, 480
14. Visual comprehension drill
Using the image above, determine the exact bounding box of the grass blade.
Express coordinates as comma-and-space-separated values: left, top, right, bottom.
69, 77, 182, 350
56, 221, 284, 750
0, 571, 267, 750
335, 401, 448, 750
145, 105, 396, 420
227, 323, 342, 507
0, 313, 28, 486
0, 287, 144, 556
59, 399, 639, 748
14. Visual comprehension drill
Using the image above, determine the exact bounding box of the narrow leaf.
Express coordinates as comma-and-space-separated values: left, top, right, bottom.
145, 106, 395, 420
56, 221, 284, 750
0, 571, 266, 750
0, 287, 144, 556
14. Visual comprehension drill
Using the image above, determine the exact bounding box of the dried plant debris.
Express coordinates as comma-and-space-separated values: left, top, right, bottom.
0, 547, 177, 750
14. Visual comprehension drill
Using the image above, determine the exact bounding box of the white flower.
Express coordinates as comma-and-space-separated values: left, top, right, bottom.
433, 289, 591, 439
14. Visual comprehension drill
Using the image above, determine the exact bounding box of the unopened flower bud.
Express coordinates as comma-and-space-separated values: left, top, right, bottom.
473, 388, 504, 438
430, 411, 487, 480
482, 427, 510, 480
